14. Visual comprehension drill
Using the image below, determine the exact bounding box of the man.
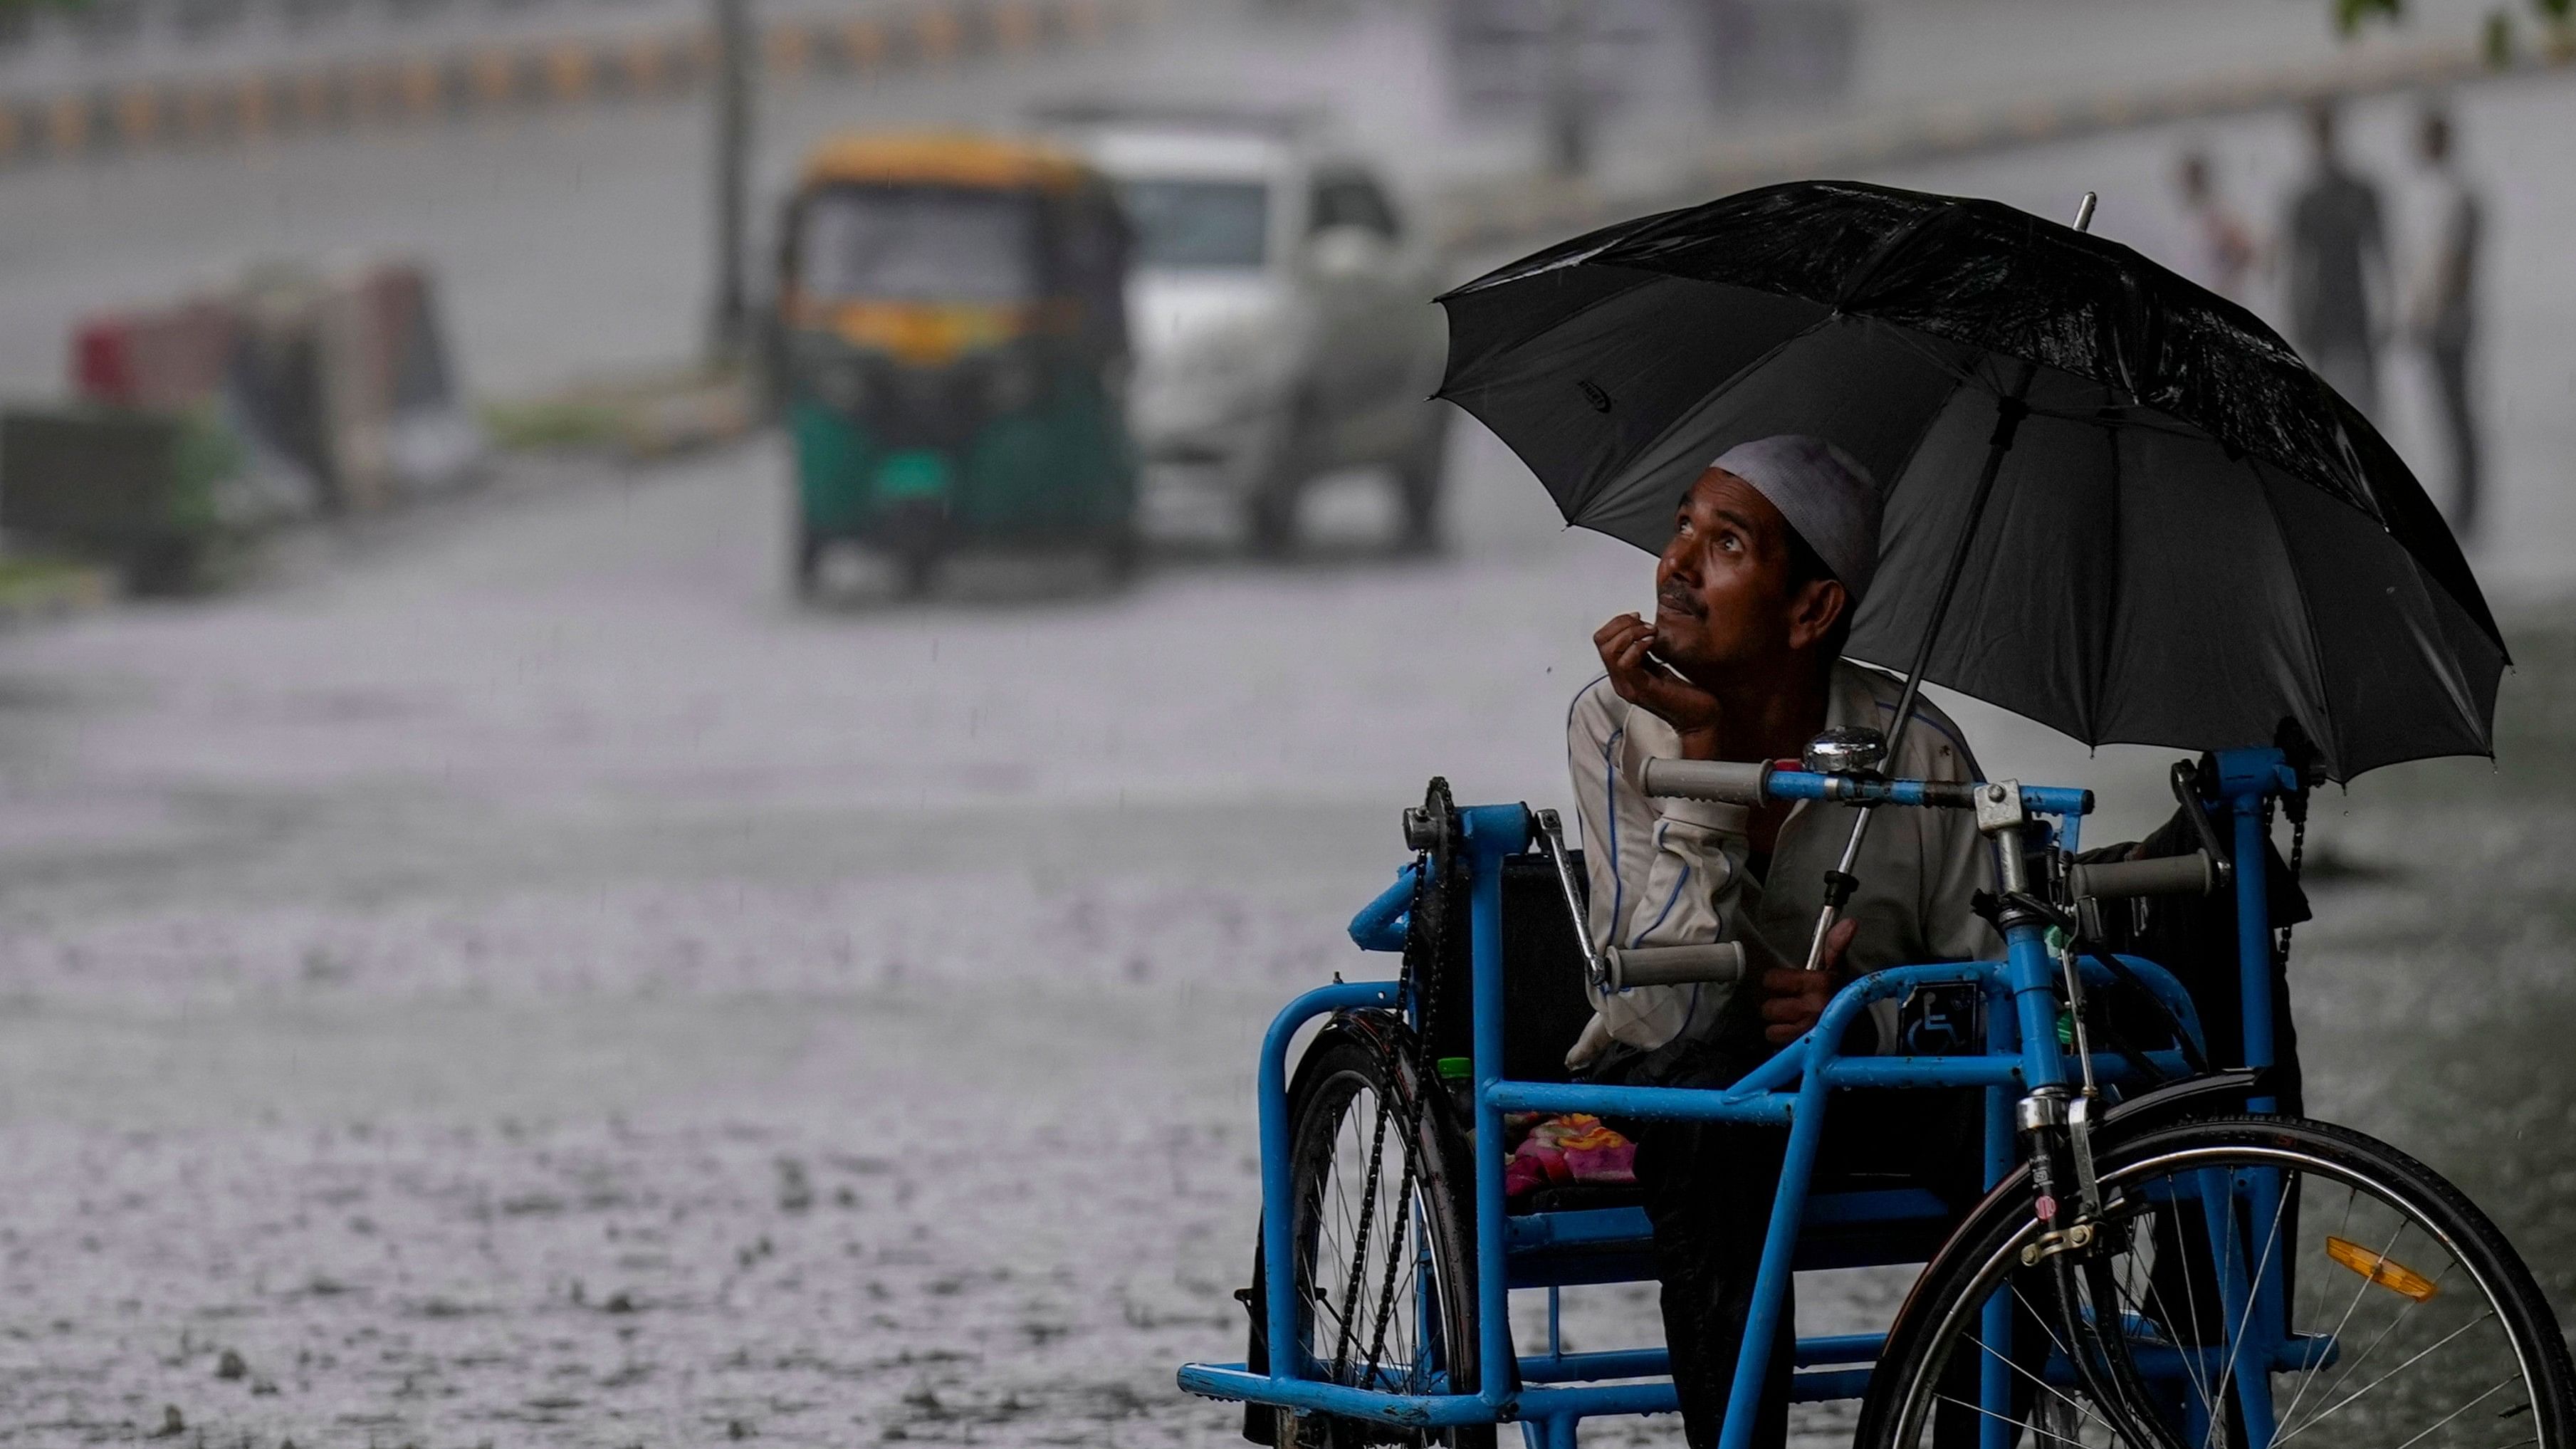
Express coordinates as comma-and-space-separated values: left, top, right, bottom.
2282, 100, 2390, 417
2174, 147, 2258, 303
2407, 105, 2483, 539
1563, 435, 1996, 1449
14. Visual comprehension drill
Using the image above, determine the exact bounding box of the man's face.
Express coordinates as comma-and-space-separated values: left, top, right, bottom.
1651, 468, 1826, 674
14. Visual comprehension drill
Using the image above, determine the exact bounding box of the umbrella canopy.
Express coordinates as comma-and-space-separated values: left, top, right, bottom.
1437, 179, 2506, 782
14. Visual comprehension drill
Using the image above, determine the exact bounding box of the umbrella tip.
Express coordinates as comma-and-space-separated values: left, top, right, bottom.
2071, 192, 2098, 234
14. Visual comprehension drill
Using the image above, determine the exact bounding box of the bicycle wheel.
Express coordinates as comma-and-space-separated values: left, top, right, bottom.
1271, 1016, 1493, 1448
1859, 1116, 2576, 1449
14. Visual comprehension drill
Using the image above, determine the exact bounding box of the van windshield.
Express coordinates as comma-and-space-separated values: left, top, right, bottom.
797, 185, 1040, 303
1118, 179, 1269, 269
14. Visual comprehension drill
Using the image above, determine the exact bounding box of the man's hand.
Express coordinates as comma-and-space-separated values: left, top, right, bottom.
1595, 614, 1725, 759
1758, 917, 1859, 1044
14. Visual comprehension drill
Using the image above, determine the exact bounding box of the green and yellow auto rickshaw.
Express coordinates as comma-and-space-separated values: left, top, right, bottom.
773, 132, 1138, 597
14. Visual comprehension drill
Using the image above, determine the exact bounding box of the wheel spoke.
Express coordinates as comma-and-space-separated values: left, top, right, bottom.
2274, 1186, 2377, 1435
2383, 1375, 2519, 1449
2268, 1310, 2498, 1449
2122, 1228, 2216, 1413
2288, 1216, 2426, 1421
1967, 1295, 2119, 1438
2275, 1252, 2465, 1446
2199, 1169, 2295, 1449
1934, 1392, 2098, 1449
1331, 1092, 1397, 1378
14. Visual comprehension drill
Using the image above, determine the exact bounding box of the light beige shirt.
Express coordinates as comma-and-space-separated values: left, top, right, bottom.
1564, 661, 2001, 1064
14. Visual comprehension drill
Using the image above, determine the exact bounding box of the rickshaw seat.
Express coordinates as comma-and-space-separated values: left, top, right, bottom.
1503, 1186, 1956, 1290
1478, 852, 1963, 1290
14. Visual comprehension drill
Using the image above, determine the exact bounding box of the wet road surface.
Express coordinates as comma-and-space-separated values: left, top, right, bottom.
0, 422, 2564, 1445
1, 4, 2572, 1438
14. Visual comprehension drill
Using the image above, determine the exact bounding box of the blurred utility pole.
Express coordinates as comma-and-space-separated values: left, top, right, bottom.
708, 0, 755, 367
1541, 0, 1591, 177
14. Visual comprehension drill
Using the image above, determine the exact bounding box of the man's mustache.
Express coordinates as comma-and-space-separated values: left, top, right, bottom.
1657, 580, 1705, 617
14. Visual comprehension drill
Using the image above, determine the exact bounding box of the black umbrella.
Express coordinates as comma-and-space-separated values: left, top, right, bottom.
1436, 179, 2506, 783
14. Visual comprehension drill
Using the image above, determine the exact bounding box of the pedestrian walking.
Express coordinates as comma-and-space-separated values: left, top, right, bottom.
2408, 104, 2484, 539
2282, 100, 2390, 417
2174, 147, 2258, 303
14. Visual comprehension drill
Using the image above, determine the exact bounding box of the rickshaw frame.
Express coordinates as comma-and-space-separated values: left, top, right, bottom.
1177, 745, 2312, 1449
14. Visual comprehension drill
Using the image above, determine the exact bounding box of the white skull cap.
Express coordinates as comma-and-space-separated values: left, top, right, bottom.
1709, 435, 1882, 606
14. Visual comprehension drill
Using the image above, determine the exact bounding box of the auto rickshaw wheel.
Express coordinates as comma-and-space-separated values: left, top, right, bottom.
1100, 523, 1142, 585
1247, 485, 1300, 558
894, 548, 940, 600
790, 525, 825, 600
1246, 399, 1316, 558
1394, 426, 1449, 557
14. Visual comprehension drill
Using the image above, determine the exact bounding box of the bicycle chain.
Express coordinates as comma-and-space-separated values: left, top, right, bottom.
1335, 779, 1455, 1408
2277, 801, 2307, 967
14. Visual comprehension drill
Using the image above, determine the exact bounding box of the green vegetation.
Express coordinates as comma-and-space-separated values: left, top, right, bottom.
479, 397, 631, 453
2334, 0, 2575, 61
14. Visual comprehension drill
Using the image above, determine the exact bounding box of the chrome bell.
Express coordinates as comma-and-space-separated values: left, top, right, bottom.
1802, 726, 1888, 776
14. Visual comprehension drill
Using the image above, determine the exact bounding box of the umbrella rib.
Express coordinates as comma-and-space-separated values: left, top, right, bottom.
1841, 364, 1977, 677
2247, 456, 2350, 778
2090, 389, 2122, 747
1564, 310, 1845, 521
1435, 266, 1675, 396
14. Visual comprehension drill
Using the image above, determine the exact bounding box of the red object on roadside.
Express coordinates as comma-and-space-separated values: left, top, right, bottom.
72, 317, 138, 405
69, 300, 236, 410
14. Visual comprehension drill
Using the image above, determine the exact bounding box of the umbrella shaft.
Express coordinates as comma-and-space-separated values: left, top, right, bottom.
1883, 387, 2030, 759
1803, 377, 2033, 971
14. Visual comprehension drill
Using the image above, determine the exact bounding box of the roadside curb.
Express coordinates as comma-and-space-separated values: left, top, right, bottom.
0, 0, 1156, 169
0, 556, 119, 627
483, 367, 760, 463
1440, 32, 2576, 254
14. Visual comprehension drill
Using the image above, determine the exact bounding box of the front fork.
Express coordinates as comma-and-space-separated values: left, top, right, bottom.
1986, 790, 2199, 1449
2019, 1089, 2196, 1449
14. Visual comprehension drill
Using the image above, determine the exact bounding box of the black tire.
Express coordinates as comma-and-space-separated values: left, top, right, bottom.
894, 547, 938, 600
1247, 481, 1302, 558
1394, 419, 1448, 555
1246, 403, 1313, 558
1857, 1115, 2576, 1449
1100, 523, 1141, 585
1269, 1015, 1493, 1448
790, 525, 824, 599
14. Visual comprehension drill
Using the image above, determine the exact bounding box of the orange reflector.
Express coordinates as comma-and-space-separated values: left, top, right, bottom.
2326, 1235, 2440, 1302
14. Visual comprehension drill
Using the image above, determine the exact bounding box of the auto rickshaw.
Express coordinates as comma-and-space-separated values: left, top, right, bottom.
772, 133, 1137, 597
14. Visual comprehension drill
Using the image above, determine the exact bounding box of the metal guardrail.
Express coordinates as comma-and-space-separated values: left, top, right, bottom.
0, 0, 1152, 165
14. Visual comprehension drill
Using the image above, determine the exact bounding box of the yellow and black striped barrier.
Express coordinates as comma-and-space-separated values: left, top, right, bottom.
1439, 32, 2576, 257
0, 0, 1153, 167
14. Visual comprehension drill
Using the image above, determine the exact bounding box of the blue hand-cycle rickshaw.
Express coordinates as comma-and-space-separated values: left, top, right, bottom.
1178, 742, 2575, 1448
1176, 182, 2573, 1449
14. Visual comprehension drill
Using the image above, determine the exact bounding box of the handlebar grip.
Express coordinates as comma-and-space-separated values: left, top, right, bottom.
2068, 851, 2217, 901
1640, 758, 1769, 805
1605, 942, 1747, 990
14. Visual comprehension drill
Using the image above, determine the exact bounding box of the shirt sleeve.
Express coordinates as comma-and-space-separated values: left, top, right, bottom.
1566, 685, 1754, 1057
1591, 802, 1754, 1054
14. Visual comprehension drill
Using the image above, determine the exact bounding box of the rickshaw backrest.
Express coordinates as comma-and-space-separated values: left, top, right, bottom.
2077, 803, 2312, 1114
1417, 851, 1598, 1084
